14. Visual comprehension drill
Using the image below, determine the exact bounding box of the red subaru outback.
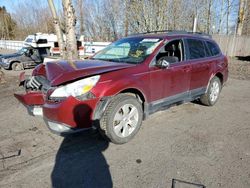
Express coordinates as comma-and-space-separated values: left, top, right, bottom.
14, 31, 228, 144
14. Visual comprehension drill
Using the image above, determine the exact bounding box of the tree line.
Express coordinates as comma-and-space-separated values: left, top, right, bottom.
0, 0, 249, 41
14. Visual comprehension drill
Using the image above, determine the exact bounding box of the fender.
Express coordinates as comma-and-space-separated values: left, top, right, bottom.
92, 75, 149, 121
205, 71, 225, 93
97, 73, 149, 101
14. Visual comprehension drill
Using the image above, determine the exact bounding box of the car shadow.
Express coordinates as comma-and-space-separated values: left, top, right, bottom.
236, 56, 250, 61
51, 130, 112, 188
51, 103, 113, 188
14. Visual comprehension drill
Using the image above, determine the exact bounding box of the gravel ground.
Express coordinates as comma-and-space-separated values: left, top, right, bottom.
0, 49, 249, 188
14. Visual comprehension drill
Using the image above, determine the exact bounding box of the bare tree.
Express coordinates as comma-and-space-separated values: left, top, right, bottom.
48, 0, 66, 58
12, 0, 54, 40
62, 0, 78, 60
237, 0, 248, 35
0, 6, 16, 39
206, 0, 213, 33
77, 0, 84, 34
5, 0, 244, 41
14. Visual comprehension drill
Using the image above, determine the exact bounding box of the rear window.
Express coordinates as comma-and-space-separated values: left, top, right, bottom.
206, 41, 221, 56
54, 42, 59, 47
187, 39, 206, 59
37, 39, 48, 44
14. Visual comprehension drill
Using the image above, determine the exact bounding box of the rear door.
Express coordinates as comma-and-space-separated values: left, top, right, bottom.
185, 38, 211, 95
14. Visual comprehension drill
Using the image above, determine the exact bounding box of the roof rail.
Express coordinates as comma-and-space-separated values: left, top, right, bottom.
130, 30, 187, 35
129, 30, 212, 38
187, 31, 212, 38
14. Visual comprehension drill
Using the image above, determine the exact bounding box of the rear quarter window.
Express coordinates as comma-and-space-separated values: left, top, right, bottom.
206, 41, 221, 56
186, 39, 206, 59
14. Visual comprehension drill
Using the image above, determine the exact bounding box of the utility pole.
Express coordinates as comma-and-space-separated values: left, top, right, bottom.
47, 0, 66, 58
193, 15, 198, 32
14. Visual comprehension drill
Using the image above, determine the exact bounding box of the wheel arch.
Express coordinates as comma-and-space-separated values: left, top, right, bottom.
10, 61, 22, 70
93, 87, 147, 121
215, 72, 223, 84
206, 71, 224, 92
119, 88, 146, 104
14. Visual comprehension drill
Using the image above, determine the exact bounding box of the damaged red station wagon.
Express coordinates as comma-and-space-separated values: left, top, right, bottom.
14, 31, 228, 144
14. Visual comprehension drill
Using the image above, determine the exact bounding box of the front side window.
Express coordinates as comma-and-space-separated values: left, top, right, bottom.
92, 37, 162, 64
17, 47, 29, 55
156, 39, 184, 64
187, 39, 206, 59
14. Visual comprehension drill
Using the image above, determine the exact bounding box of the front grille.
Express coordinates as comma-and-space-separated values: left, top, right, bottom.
25, 76, 50, 93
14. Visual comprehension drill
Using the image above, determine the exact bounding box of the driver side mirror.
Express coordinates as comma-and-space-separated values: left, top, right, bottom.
157, 59, 170, 69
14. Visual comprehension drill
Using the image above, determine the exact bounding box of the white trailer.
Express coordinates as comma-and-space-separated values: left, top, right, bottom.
24, 33, 85, 56
23, 33, 110, 57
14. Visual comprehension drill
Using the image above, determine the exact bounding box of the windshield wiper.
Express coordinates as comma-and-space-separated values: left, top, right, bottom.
92, 57, 136, 64
92, 58, 120, 63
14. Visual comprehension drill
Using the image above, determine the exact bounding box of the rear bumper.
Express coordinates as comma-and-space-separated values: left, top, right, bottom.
23, 61, 37, 69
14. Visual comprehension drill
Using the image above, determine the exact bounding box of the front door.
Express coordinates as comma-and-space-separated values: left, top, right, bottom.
149, 39, 191, 112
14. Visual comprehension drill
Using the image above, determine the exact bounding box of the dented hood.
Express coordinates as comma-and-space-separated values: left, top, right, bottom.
45, 60, 135, 86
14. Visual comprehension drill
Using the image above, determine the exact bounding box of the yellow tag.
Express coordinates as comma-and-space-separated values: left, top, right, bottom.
131, 50, 143, 57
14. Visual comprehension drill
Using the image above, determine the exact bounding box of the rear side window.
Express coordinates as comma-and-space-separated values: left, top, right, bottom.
206, 41, 221, 56
187, 39, 206, 59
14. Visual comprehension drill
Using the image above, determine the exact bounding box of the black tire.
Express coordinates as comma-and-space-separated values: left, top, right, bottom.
99, 94, 143, 144
11, 62, 23, 71
200, 76, 221, 106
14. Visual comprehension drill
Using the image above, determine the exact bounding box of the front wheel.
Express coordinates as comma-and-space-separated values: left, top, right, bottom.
200, 76, 221, 106
99, 94, 143, 144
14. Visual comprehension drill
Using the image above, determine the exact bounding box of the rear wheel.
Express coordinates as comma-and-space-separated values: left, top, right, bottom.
99, 94, 143, 144
11, 62, 23, 71
200, 76, 221, 106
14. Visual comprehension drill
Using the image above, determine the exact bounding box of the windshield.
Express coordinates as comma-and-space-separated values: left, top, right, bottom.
92, 37, 162, 64
17, 48, 29, 54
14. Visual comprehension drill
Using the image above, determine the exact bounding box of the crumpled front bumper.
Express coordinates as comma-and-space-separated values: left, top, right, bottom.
14, 92, 45, 106
14, 92, 44, 116
43, 117, 92, 135
14, 91, 99, 135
